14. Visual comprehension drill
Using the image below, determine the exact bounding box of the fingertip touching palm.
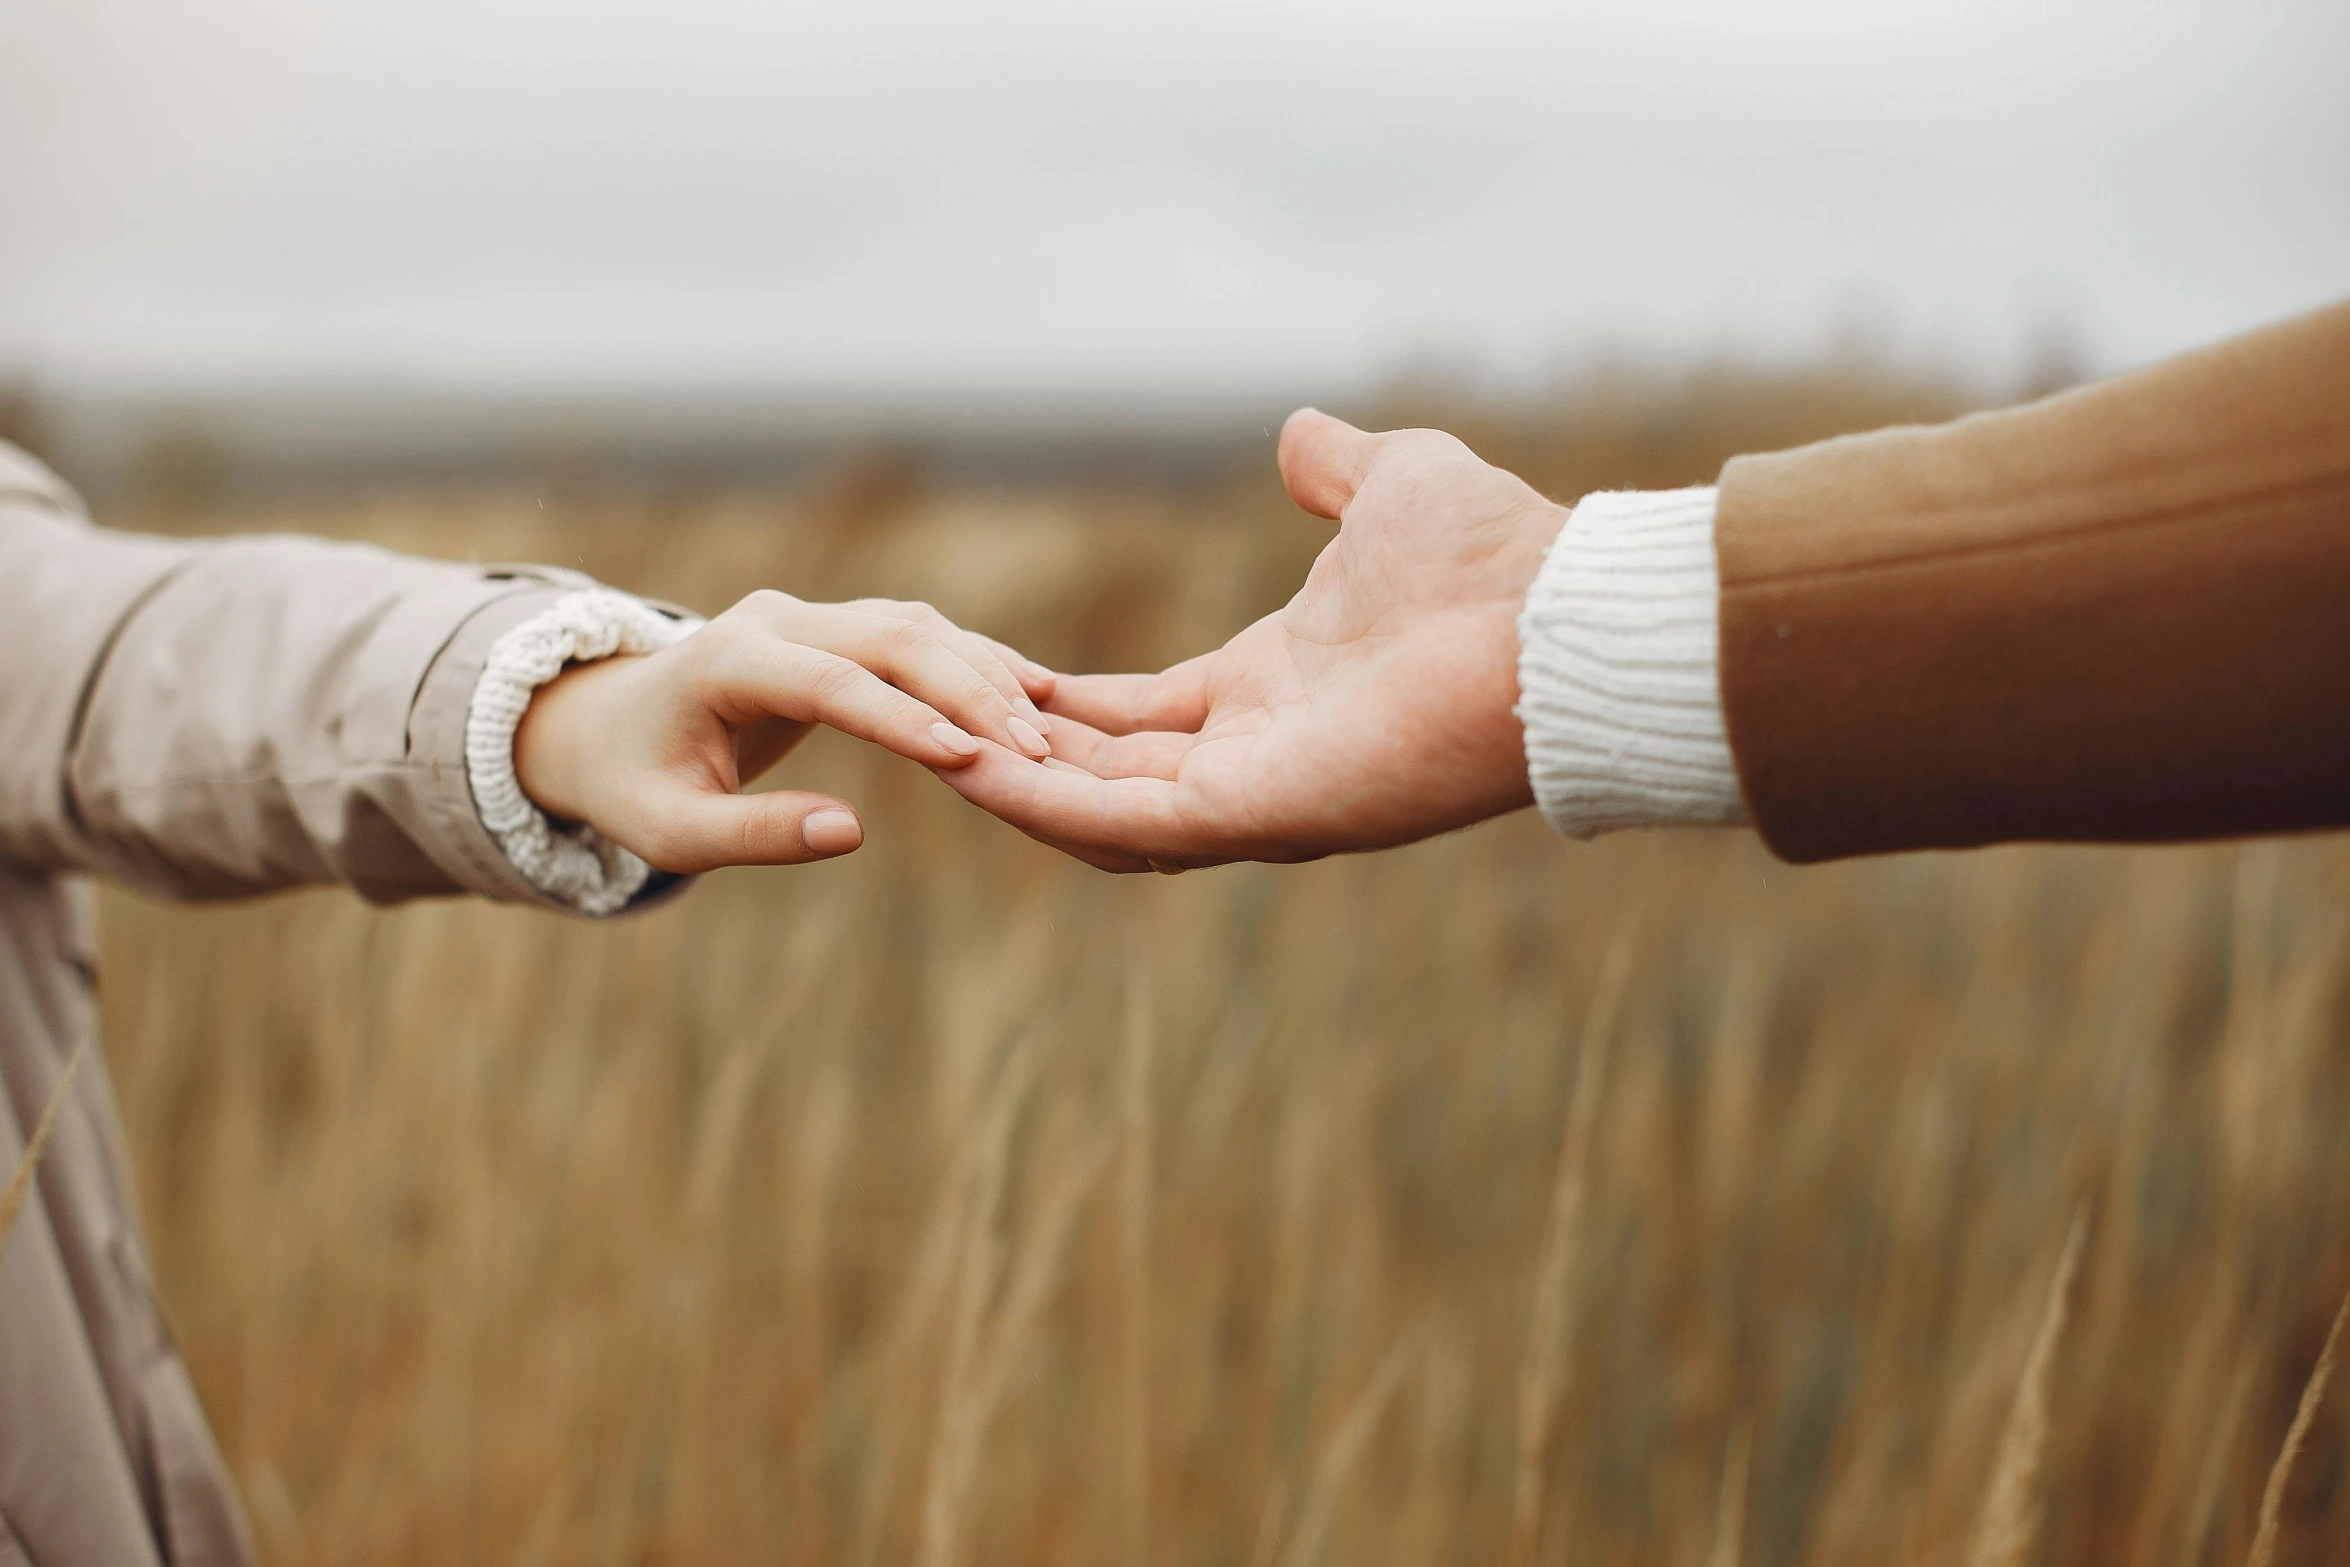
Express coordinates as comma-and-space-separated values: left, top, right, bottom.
938, 409, 1569, 870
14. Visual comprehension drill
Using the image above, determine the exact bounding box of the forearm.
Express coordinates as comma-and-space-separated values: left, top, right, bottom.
1520, 300, 2350, 862
1720, 300, 2350, 861
0, 450, 201, 872
60, 536, 584, 902
0, 444, 645, 907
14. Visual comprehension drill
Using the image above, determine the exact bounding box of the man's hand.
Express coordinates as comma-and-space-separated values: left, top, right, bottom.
936, 409, 1567, 870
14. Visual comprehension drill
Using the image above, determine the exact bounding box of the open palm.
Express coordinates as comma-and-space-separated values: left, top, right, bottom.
937, 410, 1569, 870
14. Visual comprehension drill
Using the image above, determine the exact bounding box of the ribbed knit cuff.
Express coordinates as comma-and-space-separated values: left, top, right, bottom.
465, 589, 702, 916
1515, 487, 1748, 839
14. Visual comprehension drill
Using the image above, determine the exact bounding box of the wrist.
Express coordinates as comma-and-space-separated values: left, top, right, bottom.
513, 653, 641, 827
466, 588, 700, 916
1485, 500, 1572, 792
1495, 496, 1573, 609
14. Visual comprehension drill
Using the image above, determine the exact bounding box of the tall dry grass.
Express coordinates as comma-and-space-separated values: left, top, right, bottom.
86, 371, 2350, 1564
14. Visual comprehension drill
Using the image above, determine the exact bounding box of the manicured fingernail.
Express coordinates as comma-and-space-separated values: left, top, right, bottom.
930, 720, 978, 757
1015, 692, 1048, 722
1007, 716, 1050, 758
803, 809, 863, 856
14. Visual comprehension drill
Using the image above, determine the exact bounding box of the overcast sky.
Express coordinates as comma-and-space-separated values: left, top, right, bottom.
2, 0, 2344, 398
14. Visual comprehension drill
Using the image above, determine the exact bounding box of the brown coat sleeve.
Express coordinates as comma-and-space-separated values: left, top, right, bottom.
1715, 300, 2350, 862
0, 443, 594, 906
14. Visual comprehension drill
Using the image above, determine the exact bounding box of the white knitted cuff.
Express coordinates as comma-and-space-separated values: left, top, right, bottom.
466, 589, 702, 916
1515, 487, 1748, 839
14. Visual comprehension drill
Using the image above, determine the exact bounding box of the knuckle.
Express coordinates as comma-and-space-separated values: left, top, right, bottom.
807, 655, 868, 707
1402, 429, 1472, 463
738, 587, 796, 618
895, 692, 942, 731
885, 619, 939, 659
693, 616, 757, 661
734, 809, 786, 864
865, 596, 951, 631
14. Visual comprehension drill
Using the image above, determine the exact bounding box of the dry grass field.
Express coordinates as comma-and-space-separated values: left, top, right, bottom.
71, 371, 2350, 1564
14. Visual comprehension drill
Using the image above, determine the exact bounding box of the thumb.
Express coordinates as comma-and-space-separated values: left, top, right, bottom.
1277, 408, 1380, 520
636, 788, 866, 872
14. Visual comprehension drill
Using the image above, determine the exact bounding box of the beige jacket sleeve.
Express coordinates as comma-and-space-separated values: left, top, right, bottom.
0, 442, 604, 908
1715, 300, 2350, 862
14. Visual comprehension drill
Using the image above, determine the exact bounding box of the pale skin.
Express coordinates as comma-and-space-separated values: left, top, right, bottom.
513, 410, 1558, 876
934, 408, 1569, 871
515, 591, 1058, 872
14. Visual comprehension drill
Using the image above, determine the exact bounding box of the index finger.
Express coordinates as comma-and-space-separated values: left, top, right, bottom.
848, 599, 1049, 722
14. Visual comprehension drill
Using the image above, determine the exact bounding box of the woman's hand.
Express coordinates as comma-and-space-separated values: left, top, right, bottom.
514, 591, 1056, 871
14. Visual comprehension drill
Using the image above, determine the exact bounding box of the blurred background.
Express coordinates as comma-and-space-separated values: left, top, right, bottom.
5, 0, 2347, 490
8, 3, 2350, 1564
